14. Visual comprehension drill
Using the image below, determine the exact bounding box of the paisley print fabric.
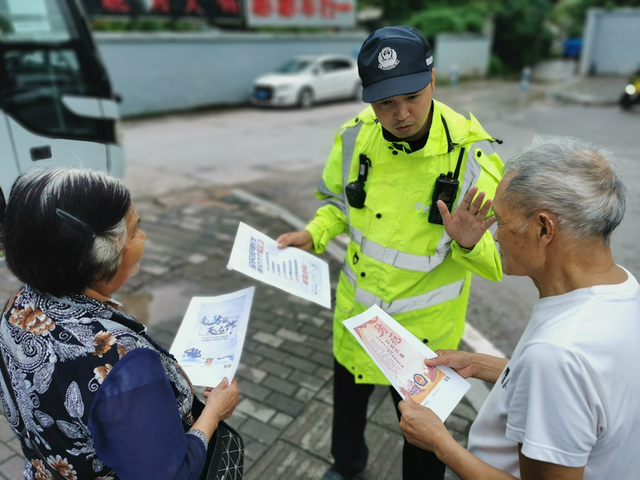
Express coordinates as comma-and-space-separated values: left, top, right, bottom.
0, 285, 194, 479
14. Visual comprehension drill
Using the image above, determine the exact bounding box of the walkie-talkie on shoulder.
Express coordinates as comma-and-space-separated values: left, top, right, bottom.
428, 147, 466, 225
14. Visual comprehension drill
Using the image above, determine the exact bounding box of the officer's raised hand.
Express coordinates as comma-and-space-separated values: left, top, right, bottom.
437, 186, 495, 249
276, 230, 314, 251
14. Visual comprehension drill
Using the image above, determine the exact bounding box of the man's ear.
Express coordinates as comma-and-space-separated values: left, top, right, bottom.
537, 212, 556, 246
430, 69, 436, 91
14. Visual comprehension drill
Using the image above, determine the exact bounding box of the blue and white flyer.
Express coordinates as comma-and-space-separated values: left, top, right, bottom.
227, 222, 331, 308
170, 287, 254, 387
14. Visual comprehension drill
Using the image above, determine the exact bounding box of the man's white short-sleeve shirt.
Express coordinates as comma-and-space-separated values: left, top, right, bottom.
468, 268, 640, 479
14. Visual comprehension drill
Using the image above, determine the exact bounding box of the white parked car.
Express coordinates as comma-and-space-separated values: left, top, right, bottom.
250, 55, 362, 108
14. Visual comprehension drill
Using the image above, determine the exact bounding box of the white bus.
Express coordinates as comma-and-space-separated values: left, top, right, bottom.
0, 0, 124, 200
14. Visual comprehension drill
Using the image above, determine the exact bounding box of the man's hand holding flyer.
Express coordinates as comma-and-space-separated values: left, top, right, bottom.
343, 305, 470, 421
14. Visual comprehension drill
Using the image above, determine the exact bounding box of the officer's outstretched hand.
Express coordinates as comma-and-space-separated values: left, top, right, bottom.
437, 186, 496, 250
276, 230, 314, 251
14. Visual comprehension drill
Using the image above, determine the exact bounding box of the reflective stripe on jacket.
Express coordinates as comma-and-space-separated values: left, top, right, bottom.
306, 101, 503, 384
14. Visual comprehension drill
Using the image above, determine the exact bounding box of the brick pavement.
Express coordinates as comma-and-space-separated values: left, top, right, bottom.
0, 187, 476, 479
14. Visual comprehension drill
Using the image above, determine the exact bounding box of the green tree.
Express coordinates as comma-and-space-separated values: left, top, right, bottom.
357, 0, 552, 73
404, 4, 487, 43
492, 0, 554, 71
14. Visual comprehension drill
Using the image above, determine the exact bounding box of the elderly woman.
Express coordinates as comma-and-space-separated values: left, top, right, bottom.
0, 167, 240, 480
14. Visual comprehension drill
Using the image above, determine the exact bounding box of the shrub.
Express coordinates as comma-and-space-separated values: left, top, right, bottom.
492, 0, 554, 71
404, 5, 486, 44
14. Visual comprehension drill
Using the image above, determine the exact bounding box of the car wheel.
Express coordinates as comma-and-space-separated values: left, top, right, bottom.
298, 88, 314, 109
352, 82, 363, 101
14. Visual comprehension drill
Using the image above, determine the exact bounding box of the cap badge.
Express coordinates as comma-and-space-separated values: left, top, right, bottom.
378, 47, 399, 71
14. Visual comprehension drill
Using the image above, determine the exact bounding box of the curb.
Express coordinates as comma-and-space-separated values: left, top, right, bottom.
549, 92, 619, 106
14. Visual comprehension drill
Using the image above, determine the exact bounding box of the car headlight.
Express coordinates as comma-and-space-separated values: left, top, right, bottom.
625, 84, 636, 95
276, 84, 293, 92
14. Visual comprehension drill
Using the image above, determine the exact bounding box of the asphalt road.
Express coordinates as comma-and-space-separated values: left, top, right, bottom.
122, 80, 640, 357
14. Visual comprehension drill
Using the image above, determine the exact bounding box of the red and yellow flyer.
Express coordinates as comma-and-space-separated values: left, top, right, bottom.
343, 305, 470, 421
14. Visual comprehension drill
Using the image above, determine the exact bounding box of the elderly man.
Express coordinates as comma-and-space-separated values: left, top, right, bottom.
399, 136, 640, 479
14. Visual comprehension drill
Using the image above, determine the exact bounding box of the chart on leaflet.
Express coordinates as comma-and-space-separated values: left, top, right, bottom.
343, 305, 470, 421
227, 222, 331, 308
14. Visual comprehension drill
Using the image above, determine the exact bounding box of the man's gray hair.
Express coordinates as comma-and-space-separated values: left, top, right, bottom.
502, 136, 626, 244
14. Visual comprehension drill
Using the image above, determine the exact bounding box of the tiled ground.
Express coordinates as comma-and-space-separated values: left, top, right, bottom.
0, 188, 473, 479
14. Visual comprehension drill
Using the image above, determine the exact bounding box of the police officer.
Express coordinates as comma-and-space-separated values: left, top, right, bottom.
277, 26, 503, 480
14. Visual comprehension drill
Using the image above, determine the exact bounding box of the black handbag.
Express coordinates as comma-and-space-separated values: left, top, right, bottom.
193, 397, 245, 480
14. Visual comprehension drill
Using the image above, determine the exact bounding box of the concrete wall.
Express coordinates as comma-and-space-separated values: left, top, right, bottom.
433, 33, 492, 79
94, 31, 368, 117
581, 8, 640, 75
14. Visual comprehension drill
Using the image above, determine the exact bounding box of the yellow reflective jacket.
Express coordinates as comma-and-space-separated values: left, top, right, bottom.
306, 100, 503, 385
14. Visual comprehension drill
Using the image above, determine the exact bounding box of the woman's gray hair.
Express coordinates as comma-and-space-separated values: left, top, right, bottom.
2, 166, 132, 297
92, 218, 127, 276
502, 136, 626, 244
35, 167, 129, 277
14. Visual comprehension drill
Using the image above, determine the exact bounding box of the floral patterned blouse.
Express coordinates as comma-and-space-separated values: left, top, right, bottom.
0, 285, 208, 480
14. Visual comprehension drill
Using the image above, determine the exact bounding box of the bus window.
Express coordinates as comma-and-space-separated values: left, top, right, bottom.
0, 0, 115, 143
0, 0, 74, 44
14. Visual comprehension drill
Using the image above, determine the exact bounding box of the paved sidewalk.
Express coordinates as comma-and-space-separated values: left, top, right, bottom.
0, 187, 479, 479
